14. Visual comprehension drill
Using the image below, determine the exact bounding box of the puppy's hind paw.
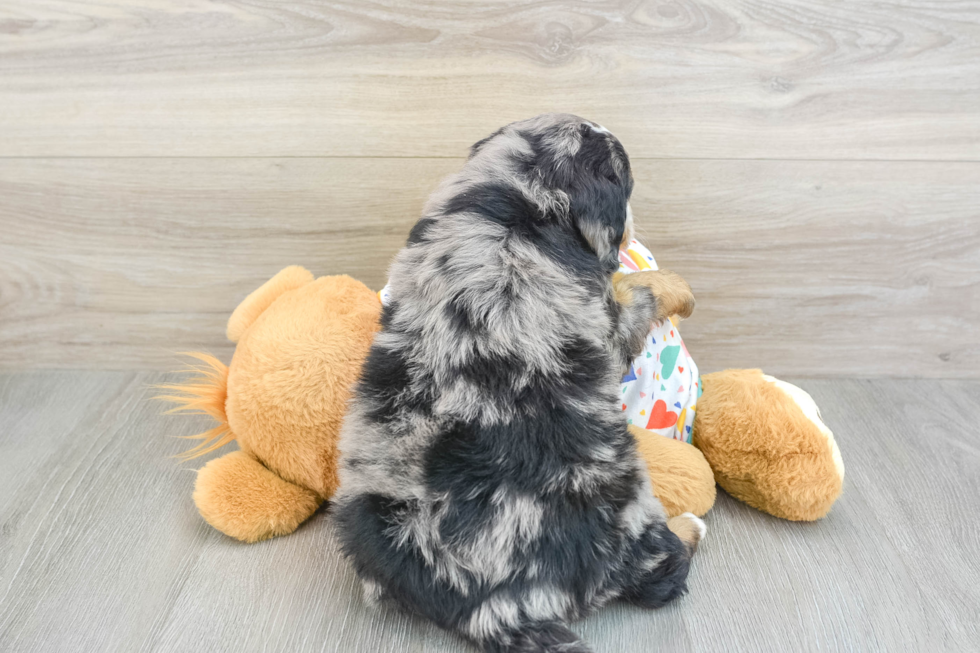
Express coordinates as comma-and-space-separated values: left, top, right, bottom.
682, 512, 707, 541
667, 512, 706, 553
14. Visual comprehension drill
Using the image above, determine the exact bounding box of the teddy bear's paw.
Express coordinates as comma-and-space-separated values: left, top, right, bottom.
762, 374, 845, 482
694, 369, 845, 521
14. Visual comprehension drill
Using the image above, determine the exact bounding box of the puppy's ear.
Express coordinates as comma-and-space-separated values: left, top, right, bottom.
567, 125, 633, 271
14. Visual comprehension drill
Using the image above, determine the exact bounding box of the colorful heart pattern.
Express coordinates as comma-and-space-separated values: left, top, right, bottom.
621, 364, 637, 383
646, 400, 678, 429
618, 239, 699, 443
660, 346, 681, 380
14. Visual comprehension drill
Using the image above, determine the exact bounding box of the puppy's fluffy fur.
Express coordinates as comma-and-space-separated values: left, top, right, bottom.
334, 114, 701, 653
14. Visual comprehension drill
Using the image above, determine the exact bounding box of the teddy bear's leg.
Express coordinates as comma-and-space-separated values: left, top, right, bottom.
629, 425, 716, 517
193, 449, 322, 543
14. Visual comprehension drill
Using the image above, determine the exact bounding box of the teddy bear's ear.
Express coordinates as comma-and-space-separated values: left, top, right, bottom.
227, 266, 315, 343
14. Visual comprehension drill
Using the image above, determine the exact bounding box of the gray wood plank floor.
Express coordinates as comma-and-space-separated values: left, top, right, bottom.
1, 372, 977, 652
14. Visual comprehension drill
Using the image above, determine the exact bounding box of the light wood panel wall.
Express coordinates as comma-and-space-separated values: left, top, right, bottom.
2, 0, 979, 159
3, 158, 977, 375
1, 0, 978, 375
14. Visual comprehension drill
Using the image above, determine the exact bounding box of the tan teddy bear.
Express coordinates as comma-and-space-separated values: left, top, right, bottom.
161, 267, 842, 542
159, 268, 380, 542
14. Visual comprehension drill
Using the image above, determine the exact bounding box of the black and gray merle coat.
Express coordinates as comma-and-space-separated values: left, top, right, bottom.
333, 114, 703, 653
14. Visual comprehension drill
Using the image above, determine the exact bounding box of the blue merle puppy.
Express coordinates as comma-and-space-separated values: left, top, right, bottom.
333, 114, 705, 653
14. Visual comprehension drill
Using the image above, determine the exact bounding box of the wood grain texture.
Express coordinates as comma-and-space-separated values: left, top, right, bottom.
0, 0, 978, 159
632, 159, 980, 378
1, 372, 978, 651
2, 157, 978, 376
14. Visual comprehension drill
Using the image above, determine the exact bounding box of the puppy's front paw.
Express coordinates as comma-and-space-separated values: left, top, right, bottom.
614, 269, 695, 322
655, 269, 695, 321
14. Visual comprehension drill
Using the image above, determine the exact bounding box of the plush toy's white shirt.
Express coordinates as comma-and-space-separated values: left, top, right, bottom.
618, 240, 700, 443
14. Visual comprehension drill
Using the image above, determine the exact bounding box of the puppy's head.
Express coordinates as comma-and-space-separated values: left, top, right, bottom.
468, 113, 634, 271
